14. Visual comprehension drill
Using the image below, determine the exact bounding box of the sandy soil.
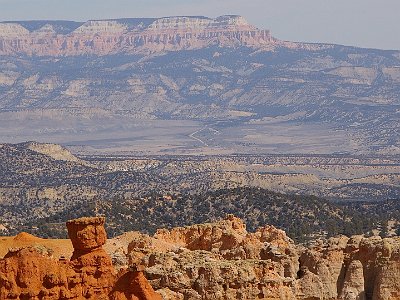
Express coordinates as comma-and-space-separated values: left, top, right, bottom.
0, 232, 73, 259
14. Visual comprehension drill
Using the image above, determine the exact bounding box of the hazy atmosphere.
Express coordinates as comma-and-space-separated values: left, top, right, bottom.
1, 0, 400, 298
1, 0, 399, 50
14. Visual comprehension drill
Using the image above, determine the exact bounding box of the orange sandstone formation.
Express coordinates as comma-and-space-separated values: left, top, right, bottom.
1, 215, 399, 299
128, 215, 300, 299
126, 215, 400, 300
0, 217, 161, 300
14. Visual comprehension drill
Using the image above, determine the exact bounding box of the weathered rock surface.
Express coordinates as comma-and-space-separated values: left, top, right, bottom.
125, 215, 299, 299
1, 215, 399, 299
339, 260, 365, 300
123, 215, 400, 300
0, 217, 161, 300
66, 216, 107, 253
297, 235, 400, 300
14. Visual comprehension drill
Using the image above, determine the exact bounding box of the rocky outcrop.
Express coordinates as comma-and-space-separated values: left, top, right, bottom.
123, 215, 400, 300
128, 215, 300, 299
132, 215, 299, 274
0, 16, 273, 56
66, 216, 107, 255
0, 217, 161, 300
339, 260, 365, 300
145, 250, 294, 299
1, 215, 399, 299
297, 235, 400, 300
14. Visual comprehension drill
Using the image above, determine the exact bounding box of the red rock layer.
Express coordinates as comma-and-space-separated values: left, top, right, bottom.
0, 217, 161, 300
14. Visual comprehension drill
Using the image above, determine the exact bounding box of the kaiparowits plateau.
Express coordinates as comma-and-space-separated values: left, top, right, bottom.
0, 16, 399, 155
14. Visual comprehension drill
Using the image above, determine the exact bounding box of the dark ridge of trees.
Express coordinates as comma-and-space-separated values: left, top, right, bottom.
20, 187, 398, 243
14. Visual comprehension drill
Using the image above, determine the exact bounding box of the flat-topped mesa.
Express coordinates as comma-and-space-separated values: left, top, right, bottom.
0, 15, 273, 56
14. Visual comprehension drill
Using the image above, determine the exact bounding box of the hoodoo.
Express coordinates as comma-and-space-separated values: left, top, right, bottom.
0, 217, 162, 300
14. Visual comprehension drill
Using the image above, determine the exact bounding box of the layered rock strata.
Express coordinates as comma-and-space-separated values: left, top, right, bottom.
0, 217, 161, 300
0, 16, 273, 56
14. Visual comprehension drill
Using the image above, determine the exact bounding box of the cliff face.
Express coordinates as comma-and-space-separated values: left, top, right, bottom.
0, 16, 272, 56
0, 217, 161, 300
